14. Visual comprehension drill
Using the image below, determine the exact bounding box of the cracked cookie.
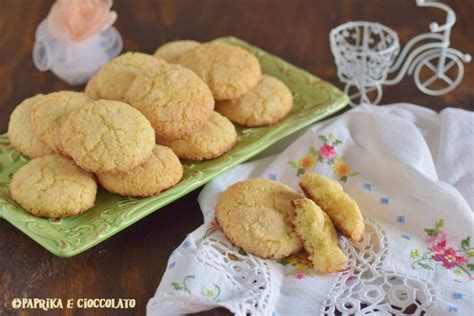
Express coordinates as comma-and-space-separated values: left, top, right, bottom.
84, 72, 101, 100
31, 91, 91, 155
157, 111, 237, 161
7, 94, 55, 158
92, 52, 166, 101
10, 155, 97, 218
154, 40, 201, 62
215, 178, 303, 259
60, 100, 155, 173
216, 75, 293, 126
175, 42, 261, 100
299, 173, 364, 242
125, 63, 214, 140
291, 198, 346, 273
97, 145, 183, 197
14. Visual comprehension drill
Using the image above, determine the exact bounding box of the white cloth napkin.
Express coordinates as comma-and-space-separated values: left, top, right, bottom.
147, 104, 474, 316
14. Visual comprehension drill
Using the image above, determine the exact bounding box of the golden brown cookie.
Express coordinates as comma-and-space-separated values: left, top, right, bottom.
10, 155, 97, 218
154, 40, 201, 62
215, 178, 303, 259
31, 91, 91, 155
84, 72, 101, 100
291, 198, 346, 273
7, 94, 55, 158
157, 112, 237, 161
299, 173, 364, 242
60, 100, 155, 173
125, 63, 214, 140
175, 42, 262, 100
96, 145, 183, 197
94, 52, 166, 101
216, 75, 293, 126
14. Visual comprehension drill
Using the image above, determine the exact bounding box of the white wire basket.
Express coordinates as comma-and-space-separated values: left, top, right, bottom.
330, 0, 471, 106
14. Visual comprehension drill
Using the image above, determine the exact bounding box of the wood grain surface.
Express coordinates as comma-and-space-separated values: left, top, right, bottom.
0, 0, 472, 315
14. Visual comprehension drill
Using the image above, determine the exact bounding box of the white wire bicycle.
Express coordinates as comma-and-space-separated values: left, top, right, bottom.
330, 0, 471, 106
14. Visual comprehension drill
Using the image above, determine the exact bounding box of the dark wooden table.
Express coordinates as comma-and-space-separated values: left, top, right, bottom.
0, 1, 472, 315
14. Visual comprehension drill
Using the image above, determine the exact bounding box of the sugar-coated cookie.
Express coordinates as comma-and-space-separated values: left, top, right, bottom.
10, 155, 97, 218
97, 145, 183, 197
299, 173, 364, 242
154, 40, 201, 62
291, 198, 346, 273
61, 100, 155, 173
94, 52, 165, 101
7, 94, 55, 158
31, 91, 91, 155
125, 63, 214, 140
84, 72, 101, 100
215, 178, 303, 259
216, 75, 293, 126
157, 112, 237, 161
175, 43, 261, 100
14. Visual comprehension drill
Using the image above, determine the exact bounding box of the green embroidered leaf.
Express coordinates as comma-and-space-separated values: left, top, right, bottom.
318, 157, 323, 163
172, 282, 182, 290
467, 263, 474, 271
466, 250, 474, 257
424, 228, 438, 237
289, 161, 298, 168
461, 237, 471, 250
334, 139, 342, 146
318, 135, 327, 143
297, 168, 305, 176
340, 176, 348, 183
453, 267, 464, 275
327, 158, 335, 165
328, 133, 334, 141
349, 172, 360, 176
310, 147, 318, 156
277, 258, 289, 265
417, 262, 433, 270
435, 219, 444, 230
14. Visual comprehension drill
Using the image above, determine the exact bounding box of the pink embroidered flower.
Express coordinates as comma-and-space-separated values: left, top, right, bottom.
47, 0, 117, 42
319, 144, 337, 159
428, 231, 447, 252
295, 272, 305, 279
432, 247, 467, 269
210, 220, 218, 231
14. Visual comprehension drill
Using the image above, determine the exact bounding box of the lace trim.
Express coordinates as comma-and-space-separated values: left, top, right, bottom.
323, 219, 437, 315
195, 231, 273, 316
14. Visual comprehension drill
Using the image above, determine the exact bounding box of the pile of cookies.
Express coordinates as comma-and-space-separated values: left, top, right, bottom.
7, 40, 294, 219
215, 173, 365, 274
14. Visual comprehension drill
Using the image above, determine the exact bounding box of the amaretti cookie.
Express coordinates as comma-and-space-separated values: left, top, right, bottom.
93, 52, 165, 101
10, 155, 97, 218
154, 40, 201, 62
84, 72, 101, 100
215, 178, 303, 259
31, 91, 91, 155
7, 94, 55, 158
157, 112, 237, 161
125, 63, 214, 140
96, 145, 183, 197
291, 198, 346, 273
216, 75, 293, 126
299, 173, 365, 242
175, 42, 262, 100
60, 100, 155, 173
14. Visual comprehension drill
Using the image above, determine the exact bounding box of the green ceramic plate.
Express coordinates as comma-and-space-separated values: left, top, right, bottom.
0, 37, 348, 257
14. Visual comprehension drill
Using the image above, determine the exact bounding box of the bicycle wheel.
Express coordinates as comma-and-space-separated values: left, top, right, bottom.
414, 52, 464, 96
344, 84, 382, 106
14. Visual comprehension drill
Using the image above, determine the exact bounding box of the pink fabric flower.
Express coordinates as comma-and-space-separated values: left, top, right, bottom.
47, 0, 117, 42
432, 247, 467, 269
428, 230, 448, 252
319, 144, 337, 159
210, 220, 218, 231
295, 272, 305, 279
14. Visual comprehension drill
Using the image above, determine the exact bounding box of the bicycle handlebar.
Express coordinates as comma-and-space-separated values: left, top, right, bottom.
416, 0, 455, 32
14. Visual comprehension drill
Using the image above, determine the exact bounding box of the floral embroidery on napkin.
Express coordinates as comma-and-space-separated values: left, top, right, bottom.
288, 133, 359, 182
410, 219, 473, 282
171, 275, 221, 302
